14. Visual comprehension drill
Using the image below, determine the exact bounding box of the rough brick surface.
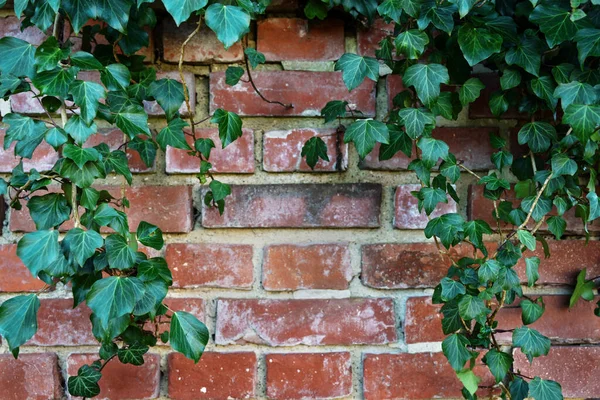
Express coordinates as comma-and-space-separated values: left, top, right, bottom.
0, 15, 47, 45
67, 353, 161, 400
257, 18, 345, 61
363, 352, 495, 400
162, 19, 243, 63
395, 184, 457, 229
210, 71, 376, 117
0, 244, 46, 292
202, 184, 382, 228
166, 243, 254, 289
263, 128, 347, 172
363, 127, 496, 171
262, 243, 352, 290
404, 297, 445, 344
31, 299, 95, 346
357, 19, 393, 57
165, 128, 255, 174
0, 353, 63, 400
215, 298, 397, 345
266, 352, 352, 399
0, 130, 58, 172
168, 352, 257, 400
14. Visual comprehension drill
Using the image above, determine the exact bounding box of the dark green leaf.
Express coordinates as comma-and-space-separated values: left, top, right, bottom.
0, 294, 40, 352
569, 268, 595, 307
521, 298, 544, 324
530, 4, 578, 48
137, 221, 164, 250
205, 4, 251, 49
403, 63, 449, 106
335, 53, 379, 91
67, 365, 101, 398
483, 349, 512, 383
115, 105, 151, 138
164, 0, 208, 26
32, 67, 78, 98
321, 100, 348, 123
0, 37, 36, 78
505, 36, 544, 77
513, 326, 551, 360
301, 136, 329, 169
344, 119, 389, 158
398, 107, 435, 139
87, 276, 145, 329
546, 216, 566, 240
117, 343, 149, 366
458, 25, 502, 66
170, 311, 209, 363
501, 69, 521, 90
70, 80, 106, 124
529, 377, 564, 400
17, 230, 61, 277
442, 333, 474, 371
65, 115, 98, 144
395, 30, 429, 59
27, 193, 71, 230
459, 78, 485, 106
209, 180, 231, 202
211, 108, 243, 148
105, 234, 137, 270
525, 256, 541, 287
225, 66, 245, 85
517, 122, 556, 153
149, 78, 185, 121
417, 137, 449, 167
64, 228, 104, 267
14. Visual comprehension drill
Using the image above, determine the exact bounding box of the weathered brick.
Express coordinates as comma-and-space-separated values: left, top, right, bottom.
361, 243, 470, 289
67, 353, 160, 399
165, 128, 255, 174
0, 15, 47, 45
202, 184, 382, 228
147, 297, 205, 339
168, 352, 257, 400
0, 130, 58, 172
166, 243, 254, 289
266, 352, 352, 399
362, 127, 496, 171
386, 74, 404, 109
215, 298, 397, 345
0, 353, 63, 400
85, 129, 153, 173
210, 71, 376, 117
404, 296, 444, 344
162, 19, 243, 63
0, 244, 46, 292
263, 128, 347, 172
514, 347, 600, 398
363, 352, 495, 400
395, 184, 457, 229
263, 244, 352, 290
31, 299, 95, 346
357, 19, 394, 57
10, 185, 193, 233
257, 18, 345, 61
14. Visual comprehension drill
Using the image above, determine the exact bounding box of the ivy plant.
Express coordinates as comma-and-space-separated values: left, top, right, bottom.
300, 0, 600, 399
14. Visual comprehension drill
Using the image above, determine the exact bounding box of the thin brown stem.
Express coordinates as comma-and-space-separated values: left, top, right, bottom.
242, 44, 293, 109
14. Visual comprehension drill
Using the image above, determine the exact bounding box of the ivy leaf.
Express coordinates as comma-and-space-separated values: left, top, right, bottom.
530, 76, 557, 110
513, 326, 551, 361
379, 125, 411, 160
71, 51, 104, 71
321, 100, 348, 123
67, 365, 102, 398
149, 78, 185, 121
521, 195, 553, 222
459, 78, 485, 106
521, 298, 545, 325
138, 258, 173, 285
546, 215, 566, 240
464, 220, 493, 251
574, 29, 600, 66
417, 137, 449, 167
505, 36, 544, 77
478, 259, 501, 282
89, 0, 134, 34
529, 377, 564, 400
335, 53, 379, 91
63, 228, 104, 267
105, 234, 137, 270
225, 66, 245, 86
394, 30, 429, 59
551, 153, 577, 176
525, 256, 541, 287
417, 3, 457, 34
554, 81, 598, 111
0, 294, 40, 352
483, 349, 512, 383
33, 67, 78, 98
344, 119, 389, 158
245, 48, 265, 69
458, 25, 502, 66
457, 370, 480, 396
27, 193, 71, 230
569, 269, 595, 307
170, 311, 209, 363
118, 343, 149, 366
301, 137, 330, 169
403, 63, 449, 106
115, 105, 151, 138
129, 137, 157, 168
458, 294, 489, 320
440, 277, 466, 301
137, 221, 164, 251
442, 333, 474, 371
205, 4, 251, 49
17, 230, 61, 277
377, 0, 403, 22
70, 80, 106, 125
510, 377, 530, 400
87, 276, 145, 329
425, 213, 464, 249
63, 144, 100, 169
101, 64, 131, 91
419, 187, 448, 215
517, 122, 556, 153
3, 113, 48, 158
209, 180, 231, 202
530, 4, 578, 48
517, 229, 536, 251
35, 37, 69, 72
0, 37, 36, 78
156, 118, 191, 151
211, 108, 243, 148
164, 0, 208, 26
563, 104, 600, 143
489, 92, 509, 117
65, 115, 98, 144
501, 69, 521, 90
398, 108, 435, 139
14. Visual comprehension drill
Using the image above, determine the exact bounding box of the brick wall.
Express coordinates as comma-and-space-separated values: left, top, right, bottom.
1, 4, 599, 399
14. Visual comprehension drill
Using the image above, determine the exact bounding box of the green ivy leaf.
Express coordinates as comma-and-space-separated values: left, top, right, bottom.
60, 159, 102, 188
403, 63, 449, 106
379, 124, 411, 160
0, 37, 36, 78
419, 187, 448, 215
458, 294, 489, 320
554, 81, 598, 111
521, 298, 545, 325
517, 122, 556, 153
301, 137, 330, 169
209, 180, 231, 202
510, 377, 530, 400
398, 108, 435, 139
105, 234, 137, 270
425, 213, 464, 248
458, 25, 502, 66
530, 4, 578, 48
27, 193, 71, 230
170, 311, 209, 363
530, 76, 557, 110
394, 30, 429, 59
63, 144, 100, 169
513, 326, 551, 361
378, 0, 403, 22
551, 153, 577, 176
71, 51, 104, 70
138, 257, 173, 285
90, 0, 133, 34
335, 53, 379, 91
67, 365, 102, 398
417, 3, 457, 34
245, 48, 265, 69
33, 67, 78, 98
64, 228, 104, 267
505, 36, 544, 77
156, 118, 191, 151
115, 105, 151, 138
35, 37, 69, 73
489, 91, 509, 117
101, 64, 131, 91
442, 333, 474, 371
137, 221, 164, 250
440, 277, 466, 301
501, 69, 521, 90
211, 108, 243, 148
456, 369, 480, 396
149, 78, 185, 121
478, 259, 501, 283
459, 78, 485, 106
225, 66, 245, 86
525, 256, 541, 287
129, 137, 157, 168
0, 294, 40, 352
529, 377, 564, 400
205, 4, 251, 49
563, 104, 600, 143
164, 0, 208, 26
464, 220, 493, 251
17, 230, 61, 277
344, 119, 389, 158
483, 349, 512, 383
321, 100, 349, 123
546, 215, 566, 240
517, 229, 536, 251
569, 268, 595, 307
87, 276, 145, 329
574, 29, 600, 66
70, 80, 106, 125
118, 343, 149, 365
450, 0, 476, 18
417, 137, 449, 167
3, 113, 48, 159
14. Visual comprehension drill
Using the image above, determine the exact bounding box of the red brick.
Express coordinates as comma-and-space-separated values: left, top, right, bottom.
210, 71, 376, 117
202, 184, 382, 228
85, 129, 153, 173
0, 244, 46, 292
166, 243, 254, 289
263, 128, 347, 172
215, 298, 397, 345
357, 19, 394, 57
266, 352, 352, 399
257, 18, 345, 61
514, 347, 600, 398
0, 16, 47, 45
263, 244, 352, 290
148, 297, 205, 339
395, 184, 457, 229
361, 243, 472, 289
165, 128, 254, 174
31, 299, 95, 346
363, 127, 496, 171
168, 352, 257, 400
405, 297, 444, 344
363, 352, 495, 400
10, 185, 193, 233
386, 74, 404, 110
67, 353, 160, 399
162, 19, 243, 63
0, 353, 63, 400
0, 130, 58, 172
